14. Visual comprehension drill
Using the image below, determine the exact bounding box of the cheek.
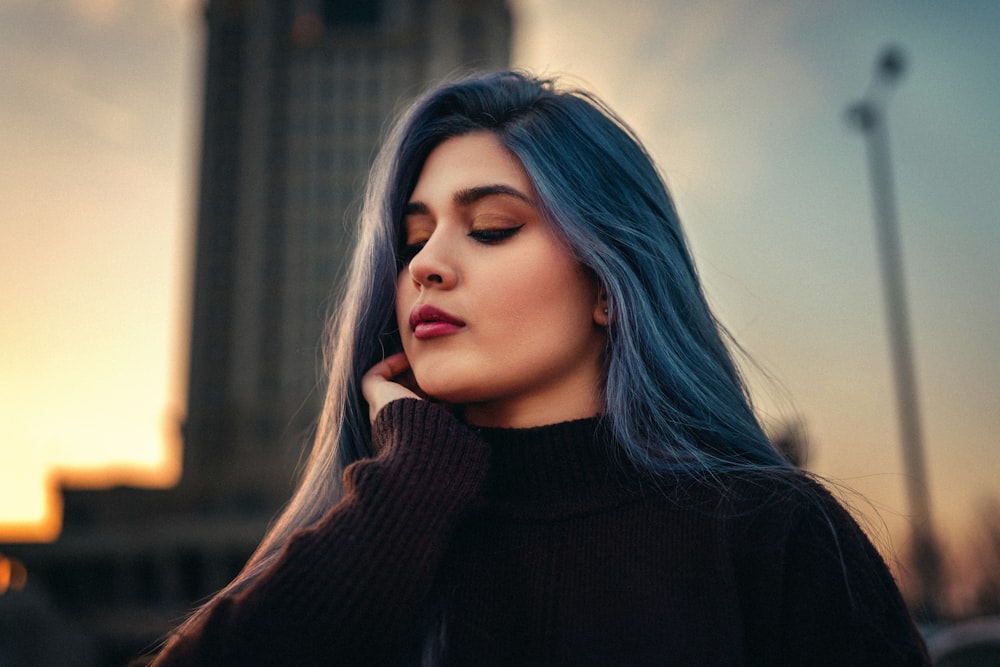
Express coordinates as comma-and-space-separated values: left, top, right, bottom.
501, 259, 594, 333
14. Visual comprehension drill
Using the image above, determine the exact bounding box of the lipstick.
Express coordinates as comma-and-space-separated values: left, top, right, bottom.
409, 304, 465, 340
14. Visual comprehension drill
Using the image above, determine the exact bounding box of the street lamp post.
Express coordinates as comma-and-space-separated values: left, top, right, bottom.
846, 46, 941, 621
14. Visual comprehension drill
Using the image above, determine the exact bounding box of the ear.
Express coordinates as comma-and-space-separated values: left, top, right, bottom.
593, 286, 610, 327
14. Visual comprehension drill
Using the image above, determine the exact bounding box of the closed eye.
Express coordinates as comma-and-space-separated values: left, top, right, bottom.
469, 225, 524, 245
398, 224, 524, 267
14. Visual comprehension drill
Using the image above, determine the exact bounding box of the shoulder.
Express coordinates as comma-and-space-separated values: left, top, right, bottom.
657, 468, 886, 582
659, 467, 849, 529
717, 470, 881, 565
690, 468, 859, 534
687, 469, 930, 663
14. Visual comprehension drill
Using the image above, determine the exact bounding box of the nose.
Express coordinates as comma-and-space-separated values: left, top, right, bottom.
407, 234, 458, 289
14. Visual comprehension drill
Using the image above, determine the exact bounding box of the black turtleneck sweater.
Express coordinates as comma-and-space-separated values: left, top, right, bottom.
152, 399, 928, 666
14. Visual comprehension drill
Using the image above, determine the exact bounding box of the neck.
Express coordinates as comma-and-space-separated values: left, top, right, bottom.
462, 387, 603, 429
460, 350, 605, 428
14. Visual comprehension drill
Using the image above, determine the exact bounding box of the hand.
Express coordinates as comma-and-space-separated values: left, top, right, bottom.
361, 352, 422, 426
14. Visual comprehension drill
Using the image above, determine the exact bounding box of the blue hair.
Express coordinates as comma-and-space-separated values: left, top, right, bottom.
207, 70, 791, 605
351, 71, 789, 474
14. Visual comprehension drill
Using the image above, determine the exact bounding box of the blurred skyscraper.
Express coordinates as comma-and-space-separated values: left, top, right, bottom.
0, 1, 510, 663
185, 0, 511, 513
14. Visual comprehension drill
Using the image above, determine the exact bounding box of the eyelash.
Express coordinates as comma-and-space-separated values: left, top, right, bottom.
398, 225, 524, 264
469, 224, 524, 244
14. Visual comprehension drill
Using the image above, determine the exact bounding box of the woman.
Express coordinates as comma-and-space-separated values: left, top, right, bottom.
152, 71, 928, 665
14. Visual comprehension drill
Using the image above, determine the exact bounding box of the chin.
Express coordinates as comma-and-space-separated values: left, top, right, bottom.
412, 376, 479, 407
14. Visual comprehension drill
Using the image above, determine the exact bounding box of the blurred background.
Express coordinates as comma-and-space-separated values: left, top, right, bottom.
1, 0, 998, 664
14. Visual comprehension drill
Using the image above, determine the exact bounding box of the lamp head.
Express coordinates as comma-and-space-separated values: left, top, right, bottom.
877, 45, 907, 86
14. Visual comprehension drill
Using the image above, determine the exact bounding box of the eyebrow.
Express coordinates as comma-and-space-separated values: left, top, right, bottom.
404, 184, 534, 216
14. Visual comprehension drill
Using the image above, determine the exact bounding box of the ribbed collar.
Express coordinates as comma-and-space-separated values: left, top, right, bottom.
472, 417, 645, 519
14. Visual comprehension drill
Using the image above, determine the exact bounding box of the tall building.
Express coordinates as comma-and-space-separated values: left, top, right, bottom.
0, 2, 510, 664
185, 0, 512, 513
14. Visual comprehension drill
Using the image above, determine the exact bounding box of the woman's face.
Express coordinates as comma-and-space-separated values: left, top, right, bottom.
395, 132, 608, 427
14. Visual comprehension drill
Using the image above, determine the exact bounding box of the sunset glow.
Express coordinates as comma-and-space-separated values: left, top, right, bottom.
2, 0, 998, 581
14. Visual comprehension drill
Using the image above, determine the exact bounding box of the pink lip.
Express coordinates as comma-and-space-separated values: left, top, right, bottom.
409, 304, 466, 340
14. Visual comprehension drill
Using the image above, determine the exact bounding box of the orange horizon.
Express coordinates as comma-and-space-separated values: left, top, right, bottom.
1, 435, 183, 544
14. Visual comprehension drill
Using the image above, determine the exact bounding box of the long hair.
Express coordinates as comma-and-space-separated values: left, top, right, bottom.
181, 70, 791, 623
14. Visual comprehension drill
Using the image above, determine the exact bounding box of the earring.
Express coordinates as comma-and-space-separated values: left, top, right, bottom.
603, 308, 609, 314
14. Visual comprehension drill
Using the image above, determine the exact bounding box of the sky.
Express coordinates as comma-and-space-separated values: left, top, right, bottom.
1, 0, 997, 590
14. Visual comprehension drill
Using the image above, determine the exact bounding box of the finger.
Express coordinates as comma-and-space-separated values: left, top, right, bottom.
362, 353, 420, 426
364, 351, 411, 382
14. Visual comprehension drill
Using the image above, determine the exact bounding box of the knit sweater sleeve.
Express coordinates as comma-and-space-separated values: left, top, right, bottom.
151, 399, 489, 666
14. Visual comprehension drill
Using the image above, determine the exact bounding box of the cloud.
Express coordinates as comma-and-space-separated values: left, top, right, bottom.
152, 0, 201, 23
62, 0, 198, 35
66, 0, 129, 25
12, 54, 139, 145
49, 78, 138, 144
513, 0, 824, 199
